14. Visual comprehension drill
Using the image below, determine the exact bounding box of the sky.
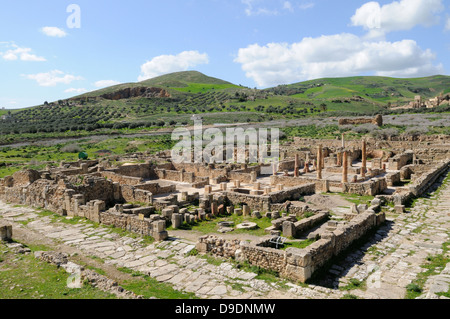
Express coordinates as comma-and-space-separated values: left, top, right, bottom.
0, 0, 449, 109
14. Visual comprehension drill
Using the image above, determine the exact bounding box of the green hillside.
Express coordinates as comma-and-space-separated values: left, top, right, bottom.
0, 71, 449, 144
268, 75, 450, 106
75, 71, 240, 98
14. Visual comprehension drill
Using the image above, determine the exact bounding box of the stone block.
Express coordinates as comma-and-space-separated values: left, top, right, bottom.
0, 223, 12, 242
242, 205, 251, 216
171, 213, 183, 229
251, 211, 262, 219
272, 211, 281, 219
395, 205, 406, 214
357, 204, 368, 212
153, 231, 168, 242
168, 205, 179, 214
153, 220, 166, 233
282, 221, 296, 238
161, 208, 174, 220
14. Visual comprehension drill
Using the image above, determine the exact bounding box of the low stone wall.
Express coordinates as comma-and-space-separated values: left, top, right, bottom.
224, 183, 315, 212
228, 171, 254, 184
101, 171, 144, 185
389, 160, 450, 205
385, 172, 401, 186
196, 210, 385, 283
409, 160, 450, 197
120, 185, 154, 204
342, 178, 387, 196
114, 163, 154, 179
282, 212, 329, 238
196, 235, 240, 259
100, 211, 168, 241
268, 184, 316, 204
388, 151, 413, 170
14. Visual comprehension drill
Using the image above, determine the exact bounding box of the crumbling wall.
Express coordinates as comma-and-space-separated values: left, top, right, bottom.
388, 151, 414, 170
342, 178, 387, 196
101, 171, 144, 185
197, 210, 384, 283
338, 115, 383, 127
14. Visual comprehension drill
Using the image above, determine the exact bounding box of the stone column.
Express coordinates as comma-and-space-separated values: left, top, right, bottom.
294, 154, 299, 177
317, 145, 323, 180
342, 134, 345, 148
304, 154, 310, 173
342, 151, 348, 183
361, 139, 367, 178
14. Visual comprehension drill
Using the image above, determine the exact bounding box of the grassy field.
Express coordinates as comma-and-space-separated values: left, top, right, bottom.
0, 242, 117, 299
0, 134, 175, 177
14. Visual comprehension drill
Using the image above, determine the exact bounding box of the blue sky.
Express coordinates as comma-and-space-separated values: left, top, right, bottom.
1, 0, 449, 109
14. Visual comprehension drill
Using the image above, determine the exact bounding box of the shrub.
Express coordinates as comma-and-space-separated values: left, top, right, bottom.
60, 144, 82, 153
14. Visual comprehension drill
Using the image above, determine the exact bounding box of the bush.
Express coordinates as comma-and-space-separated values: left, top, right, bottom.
60, 144, 82, 153
406, 283, 422, 293
404, 126, 429, 137
352, 124, 378, 134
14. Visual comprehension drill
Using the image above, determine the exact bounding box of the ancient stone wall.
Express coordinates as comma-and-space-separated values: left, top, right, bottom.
101, 171, 144, 185
388, 151, 413, 170
342, 178, 387, 196
196, 210, 384, 282
338, 115, 383, 127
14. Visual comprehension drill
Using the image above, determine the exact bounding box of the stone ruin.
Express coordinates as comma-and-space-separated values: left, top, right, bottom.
0, 132, 448, 283
338, 114, 383, 127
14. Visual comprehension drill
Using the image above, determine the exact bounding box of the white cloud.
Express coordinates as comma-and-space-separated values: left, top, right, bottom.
283, 1, 293, 12
41, 26, 67, 38
351, 0, 444, 36
64, 88, 87, 94
242, 0, 279, 16
235, 33, 443, 87
23, 70, 83, 87
94, 80, 122, 88
0, 44, 46, 62
298, 2, 315, 10
138, 51, 209, 81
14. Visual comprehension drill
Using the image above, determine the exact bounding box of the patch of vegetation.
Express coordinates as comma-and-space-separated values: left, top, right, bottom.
339, 278, 367, 291
280, 239, 316, 250
341, 294, 360, 299
0, 242, 116, 299
116, 268, 197, 299
405, 241, 450, 299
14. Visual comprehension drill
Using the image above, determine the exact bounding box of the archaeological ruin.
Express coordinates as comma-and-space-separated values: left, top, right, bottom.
0, 122, 449, 284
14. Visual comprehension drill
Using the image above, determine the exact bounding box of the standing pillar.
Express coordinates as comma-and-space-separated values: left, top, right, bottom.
361, 139, 367, 178
342, 151, 348, 183
272, 162, 278, 176
342, 134, 345, 148
304, 154, 310, 173
294, 154, 299, 177
317, 145, 323, 180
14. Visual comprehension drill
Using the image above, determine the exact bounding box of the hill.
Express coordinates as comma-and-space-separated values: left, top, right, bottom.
0, 71, 449, 142
74, 71, 240, 98
266, 75, 450, 106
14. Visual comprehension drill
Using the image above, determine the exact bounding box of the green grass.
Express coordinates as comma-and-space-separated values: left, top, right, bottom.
0, 134, 174, 178
170, 214, 273, 236
280, 239, 316, 250
0, 242, 116, 299
339, 278, 367, 291
116, 268, 198, 299
336, 193, 375, 206
405, 241, 450, 299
